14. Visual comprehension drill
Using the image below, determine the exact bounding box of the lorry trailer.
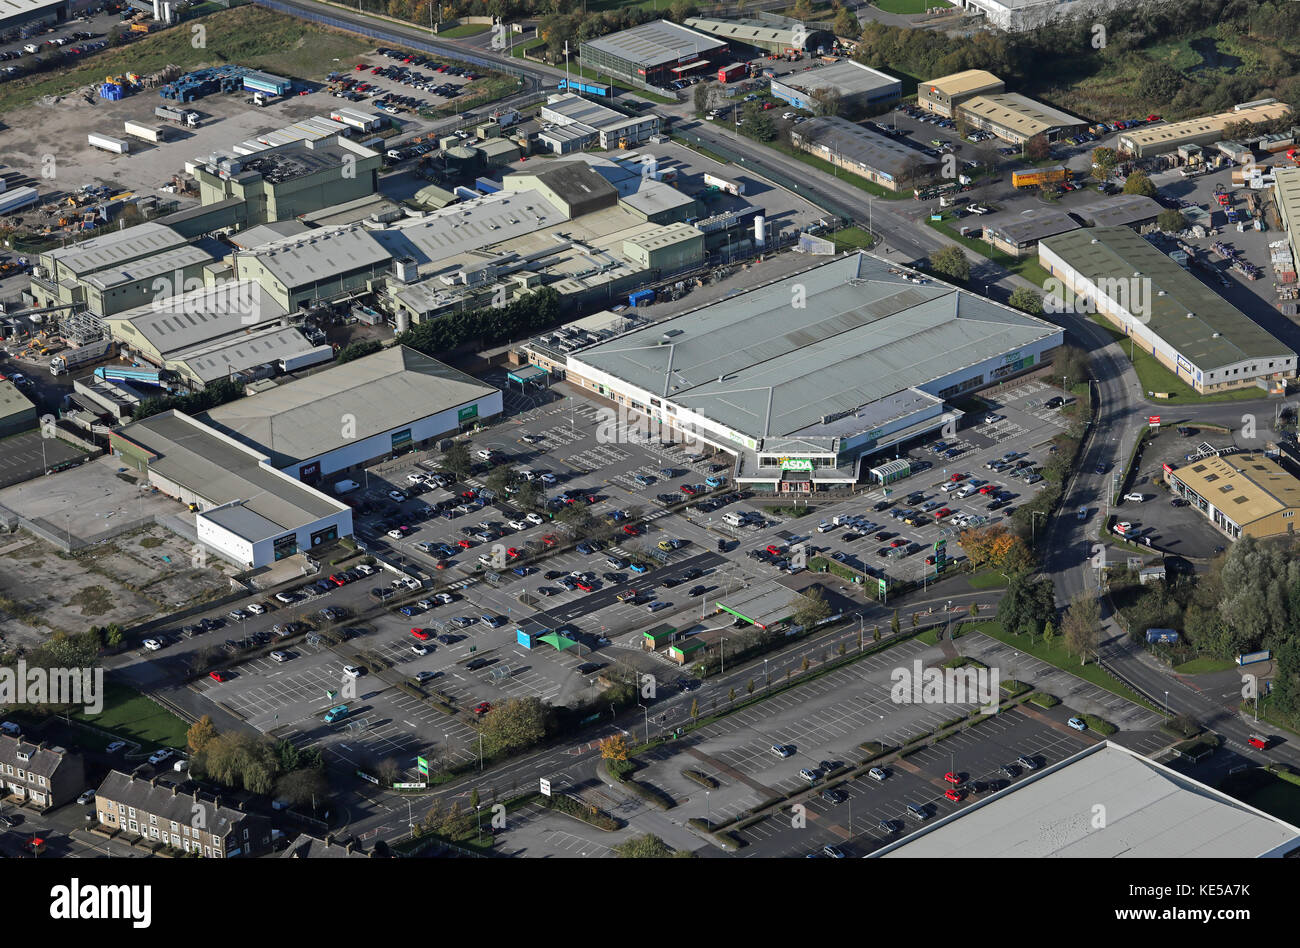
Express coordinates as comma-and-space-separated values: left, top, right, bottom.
88, 133, 130, 154
50, 339, 116, 375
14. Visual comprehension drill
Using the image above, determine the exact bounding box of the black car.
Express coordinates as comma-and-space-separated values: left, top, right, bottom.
821, 788, 848, 804
688, 585, 707, 597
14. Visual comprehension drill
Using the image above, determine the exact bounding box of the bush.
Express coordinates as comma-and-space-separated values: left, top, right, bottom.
1028, 692, 1060, 708
1000, 679, 1031, 697
540, 793, 620, 830
682, 769, 720, 789
621, 778, 675, 810
1079, 713, 1117, 735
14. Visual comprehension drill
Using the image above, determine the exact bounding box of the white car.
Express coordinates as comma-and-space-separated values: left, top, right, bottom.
247, 602, 266, 615
782, 111, 796, 119
540, 473, 557, 485
525, 512, 545, 525
342, 665, 362, 679
270, 650, 290, 663
1116, 521, 1132, 535
147, 749, 172, 765
274, 591, 297, 604
816, 520, 833, 533
1123, 493, 1145, 503
868, 767, 888, 781
984, 413, 1003, 424
410, 643, 429, 656
941, 482, 959, 493
143, 638, 163, 651
507, 519, 528, 531
434, 592, 454, 604
406, 472, 427, 485
77, 789, 96, 805
476, 449, 494, 460
228, 609, 248, 621
355, 563, 376, 576
387, 528, 404, 540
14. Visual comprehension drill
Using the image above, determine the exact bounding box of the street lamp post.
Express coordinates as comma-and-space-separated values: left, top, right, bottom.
1164, 690, 1169, 721
637, 702, 650, 742
719, 636, 727, 675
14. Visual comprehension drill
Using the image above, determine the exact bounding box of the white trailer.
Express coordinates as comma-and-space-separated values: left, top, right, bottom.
88, 133, 130, 154
703, 172, 745, 196
123, 120, 166, 143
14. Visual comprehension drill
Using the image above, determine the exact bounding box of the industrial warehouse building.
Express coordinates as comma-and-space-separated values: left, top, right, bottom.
768, 60, 901, 116
579, 19, 726, 87
1118, 100, 1293, 157
874, 742, 1300, 857
917, 70, 1004, 117
198, 345, 502, 483
684, 17, 833, 56
538, 93, 660, 152
956, 92, 1084, 144
790, 116, 939, 192
0, 0, 69, 33
1164, 450, 1300, 541
1039, 227, 1296, 393
559, 252, 1062, 493
978, 195, 1162, 257
110, 410, 353, 569
1273, 166, 1300, 266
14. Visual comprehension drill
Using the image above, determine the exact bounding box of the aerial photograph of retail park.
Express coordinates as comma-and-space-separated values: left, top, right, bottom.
2, 0, 1300, 891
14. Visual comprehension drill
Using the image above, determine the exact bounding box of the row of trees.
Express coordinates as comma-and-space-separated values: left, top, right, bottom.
396, 287, 561, 357
186, 715, 329, 805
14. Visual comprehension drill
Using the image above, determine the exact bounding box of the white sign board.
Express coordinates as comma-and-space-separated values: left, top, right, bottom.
539, 777, 552, 797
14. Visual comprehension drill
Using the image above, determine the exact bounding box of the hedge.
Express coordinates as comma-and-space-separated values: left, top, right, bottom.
682, 769, 720, 789
1028, 692, 1060, 708
540, 793, 620, 830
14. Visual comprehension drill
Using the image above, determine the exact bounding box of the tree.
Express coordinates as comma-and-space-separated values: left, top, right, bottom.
1041, 619, 1056, 644
187, 715, 218, 755
485, 463, 520, 495
928, 245, 970, 282
469, 788, 481, 810
1091, 146, 1118, 177
1023, 134, 1050, 161
1061, 593, 1101, 665
1122, 170, 1157, 197
514, 480, 543, 511
746, 678, 755, 695
558, 502, 596, 537
599, 734, 630, 761
728, 686, 736, 704
1053, 344, 1092, 385
873, 625, 881, 643
335, 339, 383, 364
833, 6, 860, 38
202, 731, 280, 794
792, 587, 832, 629
441, 441, 472, 479
1137, 61, 1185, 102
742, 101, 777, 141
801, 655, 810, 672
693, 81, 711, 115
614, 833, 677, 857
890, 610, 900, 635
810, 87, 843, 118
969, 603, 980, 617
1156, 208, 1188, 232
689, 698, 699, 720
478, 696, 553, 756
998, 574, 1057, 642
273, 767, 328, 807
792, 0, 814, 19
377, 758, 400, 786
1008, 286, 1043, 315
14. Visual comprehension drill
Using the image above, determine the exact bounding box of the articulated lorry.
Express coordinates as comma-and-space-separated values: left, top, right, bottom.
92, 365, 175, 389
1011, 166, 1068, 188
50, 339, 116, 375
155, 105, 200, 128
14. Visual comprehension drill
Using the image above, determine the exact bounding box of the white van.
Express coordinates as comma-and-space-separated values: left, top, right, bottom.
957, 485, 976, 498
722, 512, 747, 527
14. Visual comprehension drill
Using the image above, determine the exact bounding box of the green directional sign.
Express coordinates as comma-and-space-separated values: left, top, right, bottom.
417, 756, 429, 777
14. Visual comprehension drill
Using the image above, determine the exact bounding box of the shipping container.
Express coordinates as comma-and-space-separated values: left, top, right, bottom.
87, 133, 130, 154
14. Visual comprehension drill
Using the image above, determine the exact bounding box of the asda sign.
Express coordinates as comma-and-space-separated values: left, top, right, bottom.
779, 458, 814, 472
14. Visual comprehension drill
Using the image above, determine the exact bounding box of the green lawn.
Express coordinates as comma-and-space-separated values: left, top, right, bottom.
71, 681, 190, 751
923, 213, 1052, 286
873, 0, 951, 11
438, 22, 490, 38
965, 570, 1010, 590
1173, 657, 1238, 674
831, 226, 877, 251
1086, 315, 1264, 404
972, 621, 1162, 713
509, 36, 544, 59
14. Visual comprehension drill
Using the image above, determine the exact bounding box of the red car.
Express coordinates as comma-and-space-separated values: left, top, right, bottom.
209, 670, 228, 683
506, 547, 521, 559
473, 701, 492, 716
457, 539, 472, 549
434, 561, 447, 570
950, 473, 965, 482
679, 484, 697, 496
622, 525, 639, 536
1248, 734, 1271, 750
461, 489, 477, 499
890, 538, 905, 548
1147, 113, 1161, 122
411, 628, 433, 640
978, 485, 995, 494
935, 508, 952, 519
355, 62, 367, 70
925, 555, 936, 566
943, 771, 963, 785
766, 544, 783, 555
944, 788, 964, 802
575, 580, 594, 592
541, 534, 557, 547
328, 574, 347, 585
583, 494, 597, 504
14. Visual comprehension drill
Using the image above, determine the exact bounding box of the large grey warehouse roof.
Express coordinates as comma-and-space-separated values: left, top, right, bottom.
244, 224, 391, 289
179, 326, 318, 384
200, 345, 497, 467
981, 207, 1079, 244
44, 222, 187, 278
875, 742, 1300, 858
684, 16, 827, 48
793, 116, 939, 180
82, 244, 215, 293
373, 189, 566, 269
117, 410, 345, 537
116, 280, 289, 359
772, 60, 899, 98
571, 252, 1059, 442
1068, 194, 1162, 228
1041, 227, 1295, 369
581, 19, 723, 68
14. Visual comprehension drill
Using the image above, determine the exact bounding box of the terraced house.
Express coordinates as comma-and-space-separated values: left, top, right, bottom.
0, 735, 85, 810
94, 771, 272, 857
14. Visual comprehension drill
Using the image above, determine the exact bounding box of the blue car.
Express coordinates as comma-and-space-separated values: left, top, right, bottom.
1067, 717, 1087, 731
400, 605, 421, 617
576, 542, 593, 554
629, 562, 649, 574
314, 579, 333, 592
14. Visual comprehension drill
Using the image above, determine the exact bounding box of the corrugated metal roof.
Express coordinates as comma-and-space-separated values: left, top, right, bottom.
580, 19, 725, 68
958, 92, 1082, 137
